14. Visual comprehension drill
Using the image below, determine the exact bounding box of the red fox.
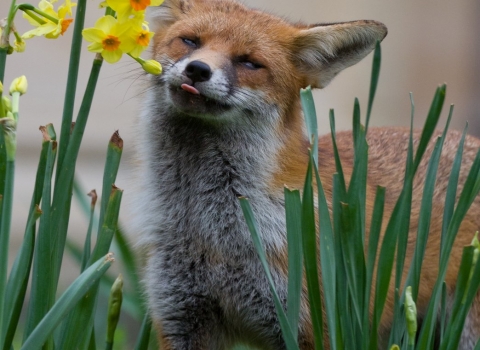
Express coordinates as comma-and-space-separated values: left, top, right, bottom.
131, 0, 480, 348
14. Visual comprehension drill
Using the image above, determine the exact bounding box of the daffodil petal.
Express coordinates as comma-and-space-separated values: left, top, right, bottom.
38, 0, 54, 11
150, 0, 163, 6
21, 23, 57, 39
128, 45, 144, 58
87, 42, 104, 52
102, 49, 122, 63
82, 28, 105, 43
106, 0, 132, 18
95, 15, 117, 33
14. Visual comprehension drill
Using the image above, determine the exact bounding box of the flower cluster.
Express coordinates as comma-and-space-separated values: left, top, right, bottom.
0, 0, 162, 74
22, 0, 76, 40
81, 0, 162, 73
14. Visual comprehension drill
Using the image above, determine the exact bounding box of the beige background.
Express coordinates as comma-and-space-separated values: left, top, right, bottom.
2, 0, 480, 287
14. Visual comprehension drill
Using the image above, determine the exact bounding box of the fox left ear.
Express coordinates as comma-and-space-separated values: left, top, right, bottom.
292, 20, 387, 88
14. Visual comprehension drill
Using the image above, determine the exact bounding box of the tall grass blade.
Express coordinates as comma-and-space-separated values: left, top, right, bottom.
56, 186, 123, 349
416, 148, 480, 349
413, 84, 446, 173
312, 154, 337, 349
21, 254, 114, 350
2, 205, 41, 350
97, 131, 123, 233
364, 186, 385, 350
440, 243, 480, 349
441, 122, 467, 252
405, 138, 442, 299
50, 58, 103, 293
284, 188, 303, 342
81, 190, 97, 271
1, 125, 52, 348
302, 153, 324, 350
328, 110, 346, 196
365, 41, 381, 131
239, 197, 300, 350
24, 140, 57, 341
134, 314, 152, 350
300, 87, 318, 166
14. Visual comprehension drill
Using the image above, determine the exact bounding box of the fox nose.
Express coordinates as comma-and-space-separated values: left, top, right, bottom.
185, 60, 212, 83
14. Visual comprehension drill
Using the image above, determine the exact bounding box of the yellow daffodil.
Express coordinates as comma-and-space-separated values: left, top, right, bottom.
128, 22, 154, 58
82, 15, 136, 63
21, 0, 76, 39
106, 0, 163, 22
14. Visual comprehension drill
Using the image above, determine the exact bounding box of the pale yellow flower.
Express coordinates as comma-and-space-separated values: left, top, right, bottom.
106, 0, 163, 22
22, 0, 76, 39
128, 22, 154, 58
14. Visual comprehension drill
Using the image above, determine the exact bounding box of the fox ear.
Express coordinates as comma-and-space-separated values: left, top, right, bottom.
292, 21, 387, 88
148, 0, 193, 27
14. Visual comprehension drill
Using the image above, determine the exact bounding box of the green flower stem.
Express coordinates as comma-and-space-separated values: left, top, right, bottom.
0, 157, 15, 342
0, 0, 18, 82
51, 58, 102, 290
22, 9, 47, 25
30, 7, 59, 24
0, 90, 18, 341
56, 0, 88, 180
13, 31, 22, 43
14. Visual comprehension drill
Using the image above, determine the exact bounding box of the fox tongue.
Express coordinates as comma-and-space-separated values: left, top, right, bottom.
181, 83, 200, 95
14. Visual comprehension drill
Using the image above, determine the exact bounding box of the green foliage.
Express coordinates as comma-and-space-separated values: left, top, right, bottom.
241, 43, 480, 349
0, 1, 153, 349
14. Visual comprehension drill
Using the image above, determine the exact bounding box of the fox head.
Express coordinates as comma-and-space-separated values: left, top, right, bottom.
148, 0, 387, 126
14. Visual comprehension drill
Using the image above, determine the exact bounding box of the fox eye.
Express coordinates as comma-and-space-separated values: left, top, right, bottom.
237, 56, 264, 70
181, 37, 199, 48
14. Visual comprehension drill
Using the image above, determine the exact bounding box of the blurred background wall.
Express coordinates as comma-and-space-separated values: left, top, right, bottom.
2, 0, 480, 287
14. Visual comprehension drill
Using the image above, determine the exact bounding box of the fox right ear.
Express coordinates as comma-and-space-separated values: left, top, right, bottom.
149, 0, 192, 27
292, 20, 387, 89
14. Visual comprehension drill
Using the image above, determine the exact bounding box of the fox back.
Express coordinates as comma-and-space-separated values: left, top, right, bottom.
131, 0, 480, 348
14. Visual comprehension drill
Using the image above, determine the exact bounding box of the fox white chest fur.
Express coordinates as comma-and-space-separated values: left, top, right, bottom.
131, 0, 480, 349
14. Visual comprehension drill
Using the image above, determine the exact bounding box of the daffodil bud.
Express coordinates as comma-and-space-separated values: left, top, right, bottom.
106, 274, 123, 345
141, 59, 162, 75
0, 80, 3, 94
9, 75, 28, 95
404, 286, 417, 346
389, 346, 400, 350
1, 115, 17, 161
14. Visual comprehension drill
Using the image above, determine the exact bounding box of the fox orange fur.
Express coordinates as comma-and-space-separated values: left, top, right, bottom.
130, 0, 480, 348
